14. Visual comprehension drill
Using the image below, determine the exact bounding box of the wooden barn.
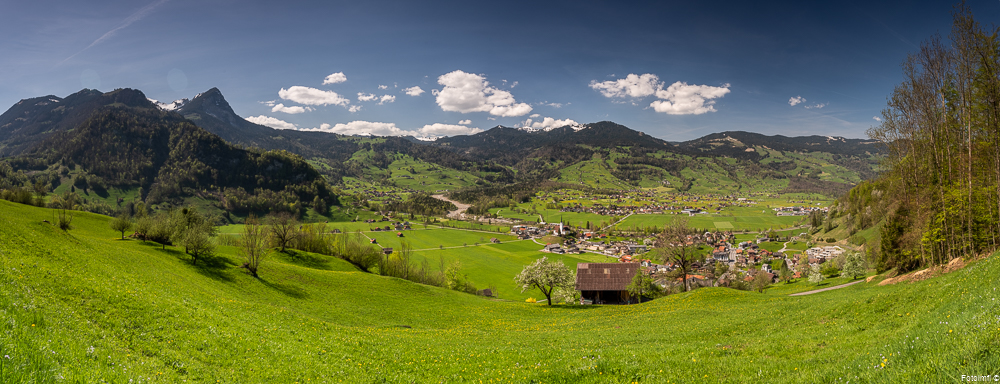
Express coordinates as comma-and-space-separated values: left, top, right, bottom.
575, 263, 640, 304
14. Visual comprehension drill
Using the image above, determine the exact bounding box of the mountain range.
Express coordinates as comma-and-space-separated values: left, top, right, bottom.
0, 87, 885, 216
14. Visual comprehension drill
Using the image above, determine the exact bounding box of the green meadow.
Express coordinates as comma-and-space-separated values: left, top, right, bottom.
615, 212, 804, 232
399, 240, 613, 301
1, 199, 998, 383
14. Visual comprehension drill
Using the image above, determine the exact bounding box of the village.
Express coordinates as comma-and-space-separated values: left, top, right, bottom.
508, 219, 849, 304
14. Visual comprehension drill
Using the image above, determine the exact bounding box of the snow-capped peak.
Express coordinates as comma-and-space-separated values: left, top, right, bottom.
516, 123, 586, 133
148, 98, 188, 111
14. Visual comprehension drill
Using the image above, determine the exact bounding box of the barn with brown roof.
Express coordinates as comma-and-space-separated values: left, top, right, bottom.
575, 263, 640, 304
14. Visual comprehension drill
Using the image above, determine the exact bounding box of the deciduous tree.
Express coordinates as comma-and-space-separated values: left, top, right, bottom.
240, 214, 269, 278
841, 251, 867, 280
751, 270, 772, 293
808, 264, 825, 284
266, 212, 299, 252
655, 220, 704, 292
110, 213, 133, 239
514, 257, 575, 306
627, 270, 661, 302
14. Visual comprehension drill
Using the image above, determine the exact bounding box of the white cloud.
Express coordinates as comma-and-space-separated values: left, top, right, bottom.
650, 82, 730, 115
358, 92, 377, 102
247, 115, 297, 130
789, 96, 806, 106
589, 73, 662, 98
278, 86, 350, 106
511, 81, 518, 88
518, 117, 580, 131
591, 74, 730, 115
805, 103, 827, 109
873, 116, 882, 122
649, 81, 729, 115
378, 85, 388, 90
349, 105, 362, 113
323, 72, 347, 85
404, 86, 425, 96
299, 120, 481, 138
434, 70, 533, 117
418, 123, 483, 136
270, 103, 312, 114
529, 113, 540, 118
379, 95, 396, 105
306, 121, 405, 136
458, 119, 472, 125
545, 102, 563, 108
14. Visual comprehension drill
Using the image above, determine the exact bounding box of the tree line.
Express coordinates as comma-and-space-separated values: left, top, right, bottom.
856, 5, 1000, 271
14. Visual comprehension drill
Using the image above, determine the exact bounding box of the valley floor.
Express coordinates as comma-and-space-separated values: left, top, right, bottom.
1, 200, 998, 383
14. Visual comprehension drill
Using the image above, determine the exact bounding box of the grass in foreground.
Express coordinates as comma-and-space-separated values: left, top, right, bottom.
0, 200, 998, 383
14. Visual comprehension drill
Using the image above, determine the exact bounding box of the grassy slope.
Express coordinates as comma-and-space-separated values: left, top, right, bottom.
382, 155, 482, 192
1, 200, 998, 383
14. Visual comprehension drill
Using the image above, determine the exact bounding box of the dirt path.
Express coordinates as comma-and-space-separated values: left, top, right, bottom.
788, 279, 863, 296
431, 194, 472, 219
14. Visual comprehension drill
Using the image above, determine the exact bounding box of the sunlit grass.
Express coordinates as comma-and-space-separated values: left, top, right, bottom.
1, 199, 997, 383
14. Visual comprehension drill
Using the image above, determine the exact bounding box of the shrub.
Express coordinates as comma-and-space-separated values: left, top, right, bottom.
217, 234, 240, 247
820, 262, 840, 277
848, 233, 865, 245
293, 223, 330, 254
54, 209, 74, 231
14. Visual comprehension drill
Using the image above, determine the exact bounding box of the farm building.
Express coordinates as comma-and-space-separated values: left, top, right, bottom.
575, 263, 640, 304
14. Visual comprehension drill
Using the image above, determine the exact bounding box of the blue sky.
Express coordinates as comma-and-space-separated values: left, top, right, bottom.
2, 0, 994, 141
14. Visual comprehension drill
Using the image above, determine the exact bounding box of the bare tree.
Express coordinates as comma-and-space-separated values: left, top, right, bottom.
240, 215, 269, 278
266, 212, 299, 252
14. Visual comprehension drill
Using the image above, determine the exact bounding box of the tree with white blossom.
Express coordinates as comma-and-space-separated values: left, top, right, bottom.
514, 257, 575, 306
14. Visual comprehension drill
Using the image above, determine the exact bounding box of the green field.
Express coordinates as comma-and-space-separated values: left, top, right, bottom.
2, 199, 998, 383
615, 213, 804, 232
364, 227, 516, 250
401, 240, 613, 301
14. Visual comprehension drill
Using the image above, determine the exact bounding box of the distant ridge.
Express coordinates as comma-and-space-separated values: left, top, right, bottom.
1, 86, 885, 196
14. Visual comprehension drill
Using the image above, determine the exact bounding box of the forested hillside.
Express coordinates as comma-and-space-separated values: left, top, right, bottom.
0, 89, 335, 217
836, 6, 1000, 272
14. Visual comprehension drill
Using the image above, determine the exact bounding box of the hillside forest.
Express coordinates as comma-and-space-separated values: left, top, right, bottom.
842, 6, 1000, 272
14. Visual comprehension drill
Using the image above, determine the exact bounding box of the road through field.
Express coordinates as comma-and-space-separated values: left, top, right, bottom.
601, 212, 633, 231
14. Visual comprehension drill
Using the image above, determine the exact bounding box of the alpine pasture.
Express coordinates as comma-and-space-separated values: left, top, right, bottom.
1, 200, 998, 383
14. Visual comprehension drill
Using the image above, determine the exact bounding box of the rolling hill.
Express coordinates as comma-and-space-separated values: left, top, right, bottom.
0, 199, 996, 383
